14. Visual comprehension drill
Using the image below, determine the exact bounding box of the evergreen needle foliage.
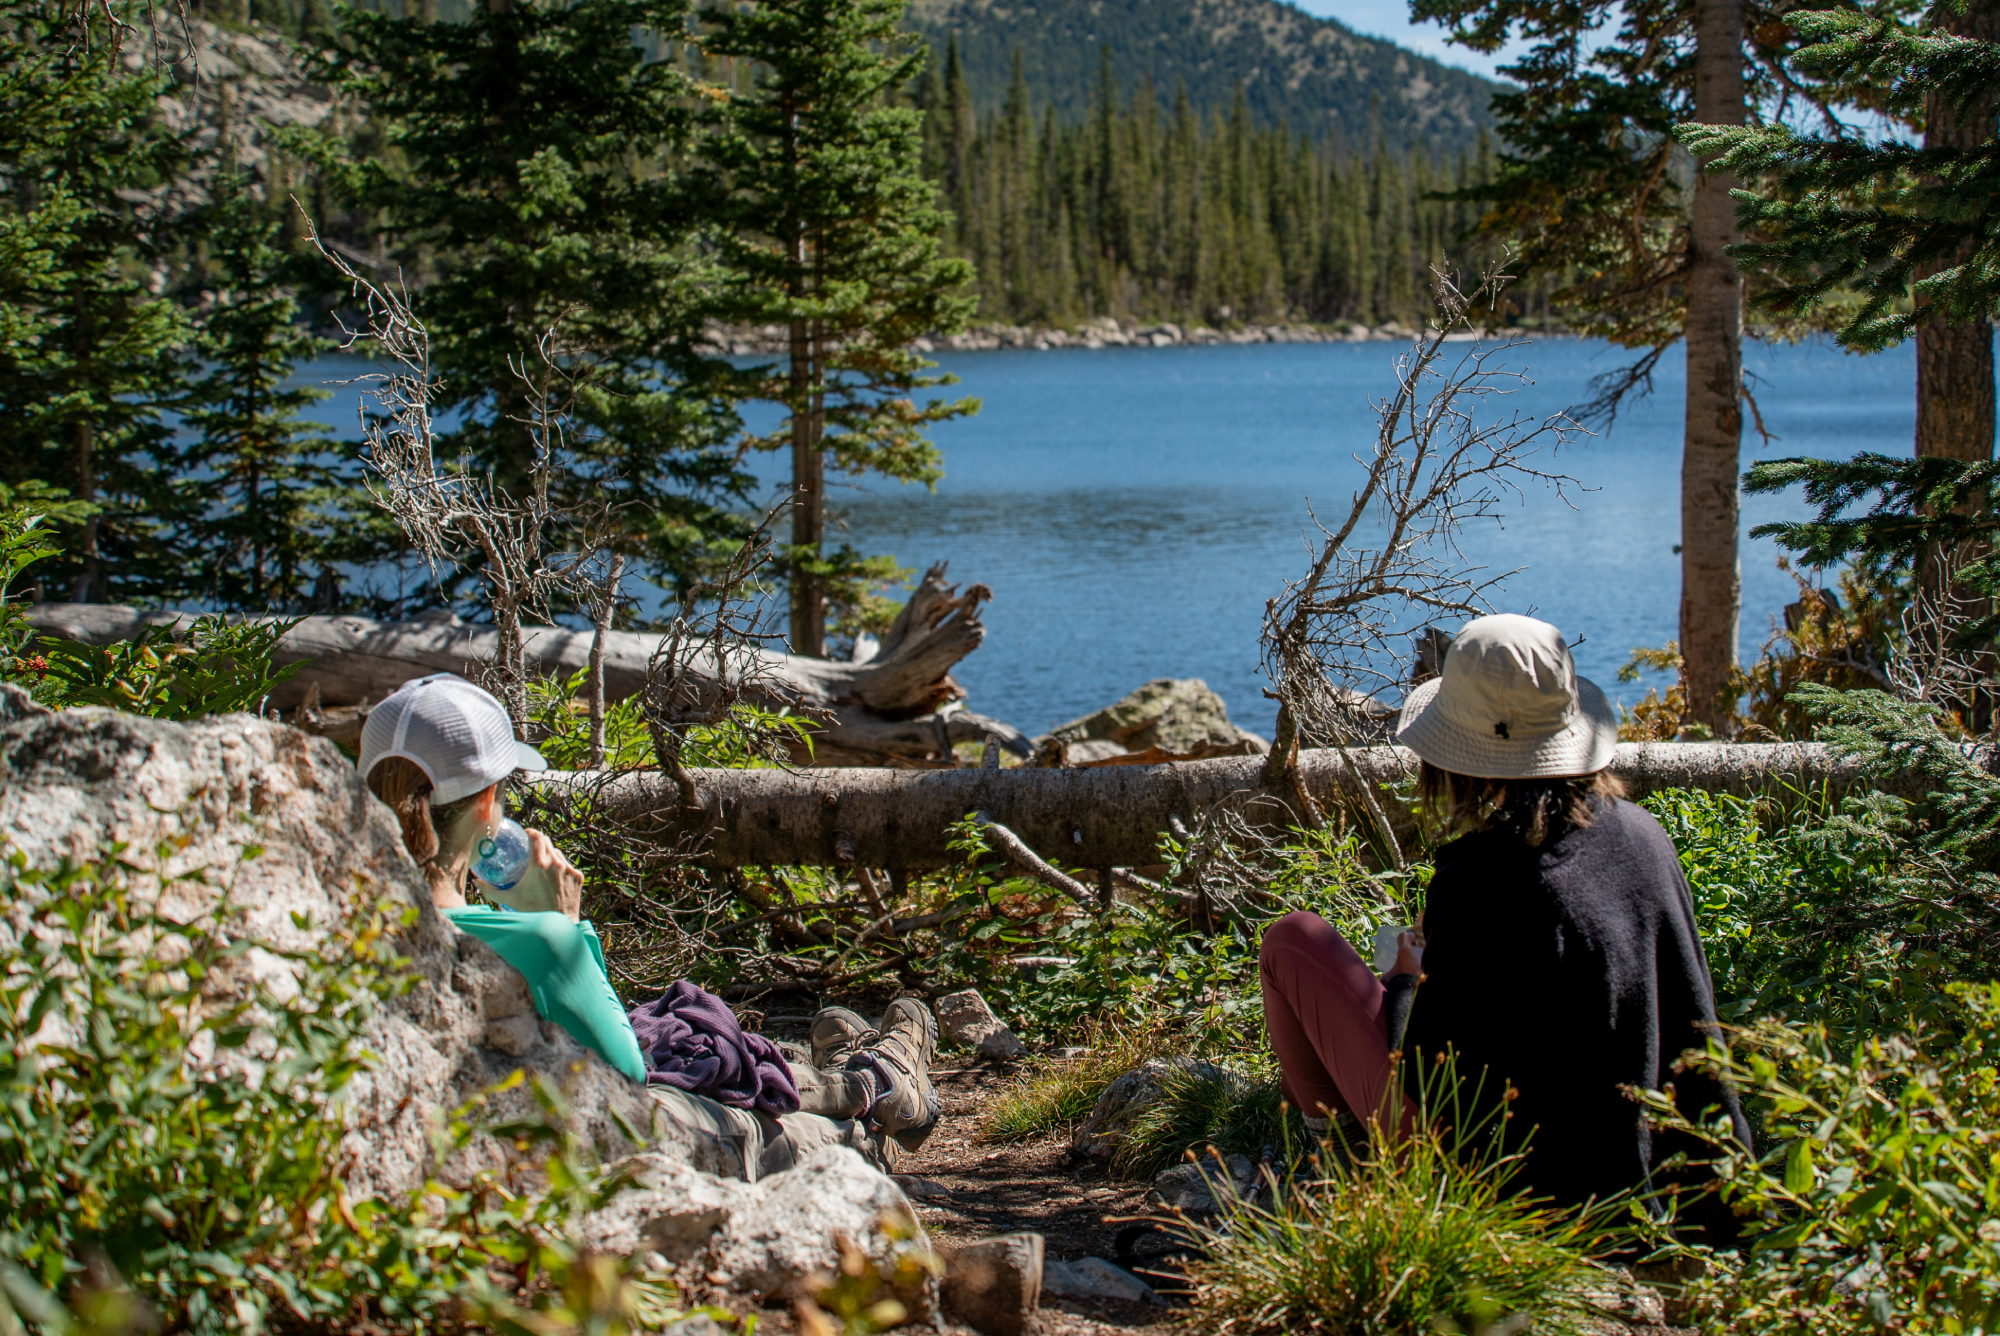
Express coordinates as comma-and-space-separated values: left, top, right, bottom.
324, 0, 758, 601
1745, 452, 2000, 646
702, 0, 978, 652
0, 0, 193, 604
1679, 5, 2000, 350
175, 172, 353, 613
919, 48, 1503, 329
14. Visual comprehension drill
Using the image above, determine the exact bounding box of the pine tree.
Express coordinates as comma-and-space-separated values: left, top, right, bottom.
701, 0, 978, 656
1412, 0, 1804, 731
0, 0, 192, 604
1682, 0, 2000, 463
329, 0, 750, 603
174, 173, 356, 612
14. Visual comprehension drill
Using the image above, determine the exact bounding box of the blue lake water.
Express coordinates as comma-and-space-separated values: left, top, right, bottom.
297, 335, 1918, 739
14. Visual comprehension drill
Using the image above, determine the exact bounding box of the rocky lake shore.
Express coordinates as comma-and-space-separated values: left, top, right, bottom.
711, 315, 1568, 357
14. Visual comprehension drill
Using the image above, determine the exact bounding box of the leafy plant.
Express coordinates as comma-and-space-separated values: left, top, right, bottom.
1641, 779, 1952, 1044
1634, 981, 2000, 1336
527, 669, 660, 771
0, 840, 727, 1336
527, 668, 818, 773
1, 503, 60, 683
0, 843, 404, 1332
1174, 1060, 1635, 1335
27, 617, 302, 720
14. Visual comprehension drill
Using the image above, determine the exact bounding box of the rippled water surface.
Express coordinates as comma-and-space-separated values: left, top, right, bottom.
301, 336, 1918, 738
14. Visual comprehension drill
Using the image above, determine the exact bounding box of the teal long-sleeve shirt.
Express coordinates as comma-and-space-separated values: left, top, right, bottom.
446, 908, 647, 1082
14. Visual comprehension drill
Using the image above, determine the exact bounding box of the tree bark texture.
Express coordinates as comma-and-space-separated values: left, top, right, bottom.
1915, 0, 2000, 464
26, 567, 1024, 766
1681, 0, 1747, 733
789, 312, 828, 658
546, 741, 1897, 870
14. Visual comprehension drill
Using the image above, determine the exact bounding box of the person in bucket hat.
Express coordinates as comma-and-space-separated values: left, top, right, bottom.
1257, 615, 1750, 1238
360, 673, 941, 1181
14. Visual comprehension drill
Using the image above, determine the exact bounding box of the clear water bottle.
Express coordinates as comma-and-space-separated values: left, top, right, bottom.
473, 818, 532, 896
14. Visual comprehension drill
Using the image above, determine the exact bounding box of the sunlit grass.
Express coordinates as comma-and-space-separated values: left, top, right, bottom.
1172, 1067, 1636, 1336
980, 1025, 1177, 1142
1114, 1058, 1302, 1180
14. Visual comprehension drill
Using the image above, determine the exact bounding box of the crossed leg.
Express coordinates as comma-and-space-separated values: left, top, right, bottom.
1259, 910, 1416, 1136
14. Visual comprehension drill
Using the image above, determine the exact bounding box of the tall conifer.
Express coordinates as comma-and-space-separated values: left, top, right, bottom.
175, 173, 354, 612
701, 0, 978, 656
0, 1, 191, 604
1682, 0, 2000, 461
331, 0, 748, 603
1412, 0, 1806, 729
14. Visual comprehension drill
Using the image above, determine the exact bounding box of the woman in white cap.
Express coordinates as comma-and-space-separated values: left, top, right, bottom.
357, 673, 941, 1179
1258, 614, 1748, 1227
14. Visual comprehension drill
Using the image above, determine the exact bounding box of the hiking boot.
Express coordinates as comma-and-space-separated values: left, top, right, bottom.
850, 997, 940, 1152
810, 1006, 876, 1071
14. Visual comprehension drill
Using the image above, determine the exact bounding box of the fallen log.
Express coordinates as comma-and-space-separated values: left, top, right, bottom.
25, 564, 1030, 767
539, 741, 1905, 870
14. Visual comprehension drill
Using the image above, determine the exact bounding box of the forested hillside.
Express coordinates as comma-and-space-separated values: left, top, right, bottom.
915, 50, 1503, 326
905, 0, 1497, 155
320, 0, 1499, 155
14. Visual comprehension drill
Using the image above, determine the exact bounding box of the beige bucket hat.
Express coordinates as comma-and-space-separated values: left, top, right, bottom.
1395, 613, 1618, 779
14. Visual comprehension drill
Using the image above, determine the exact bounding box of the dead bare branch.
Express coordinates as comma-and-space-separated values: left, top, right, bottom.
1259, 260, 1582, 866
302, 208, 608, 735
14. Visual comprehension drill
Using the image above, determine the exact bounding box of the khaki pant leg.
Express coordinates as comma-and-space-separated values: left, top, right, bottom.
647, 1086, 893, 1182
788, 1060, 872, 1120
756, 1110, 897, 1177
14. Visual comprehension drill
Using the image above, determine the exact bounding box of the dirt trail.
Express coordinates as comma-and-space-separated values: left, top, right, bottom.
893, 1064, 1176, 1336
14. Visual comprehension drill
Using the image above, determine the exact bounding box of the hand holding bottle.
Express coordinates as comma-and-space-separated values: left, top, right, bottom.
474, 820, 583, 920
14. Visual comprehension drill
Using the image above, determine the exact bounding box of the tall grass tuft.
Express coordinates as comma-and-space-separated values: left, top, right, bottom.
982, 1025, 1177, 1142
1173, 1068, 1633, 1335
1113, 1060, 1304, 1181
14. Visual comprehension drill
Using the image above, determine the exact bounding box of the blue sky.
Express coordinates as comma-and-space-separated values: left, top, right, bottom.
1294, 0, 1522, 79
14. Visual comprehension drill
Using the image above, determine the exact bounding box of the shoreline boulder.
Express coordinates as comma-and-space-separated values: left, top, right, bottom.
1040, 678, 1270, 766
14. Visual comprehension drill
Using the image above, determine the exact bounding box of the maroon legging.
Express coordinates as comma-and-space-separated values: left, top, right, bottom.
1259, 910, 1416, 1135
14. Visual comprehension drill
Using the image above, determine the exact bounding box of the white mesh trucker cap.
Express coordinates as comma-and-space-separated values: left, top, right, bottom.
357, 674, 547, 804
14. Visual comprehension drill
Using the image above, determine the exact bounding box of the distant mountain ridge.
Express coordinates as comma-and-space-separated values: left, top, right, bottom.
905, 0, 1499, 155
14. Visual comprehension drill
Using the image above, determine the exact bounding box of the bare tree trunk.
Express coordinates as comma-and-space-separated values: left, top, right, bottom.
1909, 0, 2000, 731
494, 596, 528, 740
1916, 0, 2000, 465
544, 742, 1908, 870
1680, 0, 1747, 735
586, 553, 624, 770
788, 324, 828, 659
71, 422, 98, 604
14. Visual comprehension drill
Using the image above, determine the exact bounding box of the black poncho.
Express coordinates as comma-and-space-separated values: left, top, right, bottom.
1397, 796, 1750, 1229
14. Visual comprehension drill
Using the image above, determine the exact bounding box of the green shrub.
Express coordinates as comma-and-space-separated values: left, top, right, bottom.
2, 502, 302, 720
1643, 723, 1987, 1048
524, 669, 818, 771
936, 819, 1418, 1048
24, 617, 303, 719
0, 504, 61, 683
0, 842, 716, 1336
1634, 980, 2000, 1335
1175, 1068, 1632, 1336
